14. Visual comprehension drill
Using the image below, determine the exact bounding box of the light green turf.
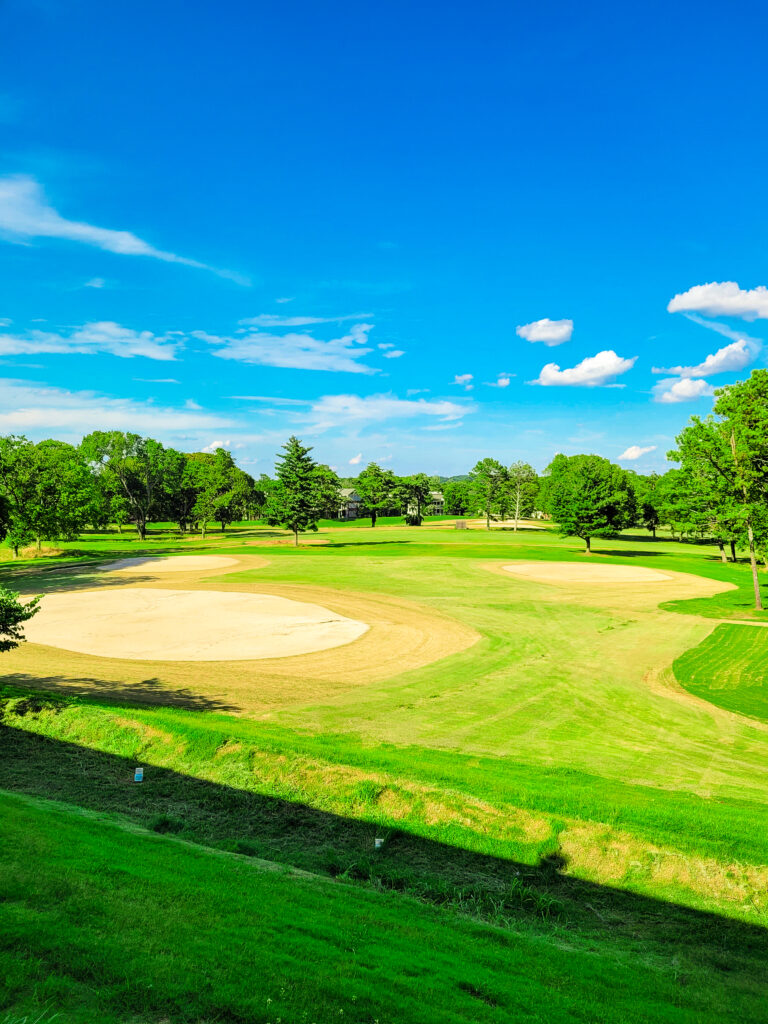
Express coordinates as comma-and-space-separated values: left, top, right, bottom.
674, 622, 768, 724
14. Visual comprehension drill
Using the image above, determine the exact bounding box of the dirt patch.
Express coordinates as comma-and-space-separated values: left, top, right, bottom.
501, 561, 674, 583
8, 568, 478, 713
102, 555, 241, 574
23, 588, 369, 662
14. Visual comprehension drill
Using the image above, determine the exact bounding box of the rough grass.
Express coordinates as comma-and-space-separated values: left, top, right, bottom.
5, 790, 765, 1024
674, 622, 768, 723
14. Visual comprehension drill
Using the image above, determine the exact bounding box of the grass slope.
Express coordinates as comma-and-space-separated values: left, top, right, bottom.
3, 790, 766, 1024
674, 622, 768, 724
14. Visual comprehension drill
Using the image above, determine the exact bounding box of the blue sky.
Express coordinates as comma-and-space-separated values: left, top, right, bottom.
2, 0, 767, 476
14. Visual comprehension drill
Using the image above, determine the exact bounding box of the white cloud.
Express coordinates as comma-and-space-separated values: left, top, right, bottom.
668, 281, 768, 320
485, 373, 512, 388
652, 377, 715, 404
531, 350, 636, 387
308, 393, 472, 431
653, 338, 756, 378
618, 445, 657, 460
0, 377, 235, 434
378, 343, 394, 350
133, 378, 180, 383
0, 175, 248, 284
84, 277, 106, 289
454, 373, 473, 391
276, 297, 294, 304
406, 388, 430, 396
348, 452, 363, 465
200, 322, 377, 374
0, 321, 180, 360
383, 349, 405, 358
0, 318, 11, 327
516, 318, 573, 346
201, 439, 232, 453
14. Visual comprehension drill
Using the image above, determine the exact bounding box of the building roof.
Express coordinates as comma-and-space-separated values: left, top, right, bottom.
339, 488, 360, 500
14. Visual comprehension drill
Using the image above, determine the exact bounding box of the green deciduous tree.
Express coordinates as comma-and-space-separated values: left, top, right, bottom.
469, 458, 507, 529
442, 480, 472, 516
671, 370, 768, 610
355, 462, 396, 526
81, 431, 171, 540
506, 461, 538, 531
545, 453, 636, 553
395, 473, 433, 526
0, 587, 40, 653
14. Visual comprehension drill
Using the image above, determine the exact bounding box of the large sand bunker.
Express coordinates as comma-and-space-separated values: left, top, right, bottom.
23, 588, 369, 661
502, 561, 674, 584
103, 555, 239, 574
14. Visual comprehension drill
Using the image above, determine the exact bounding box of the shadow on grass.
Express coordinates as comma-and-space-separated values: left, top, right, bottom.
1, 711, 766, 986
2, 675, 240, 713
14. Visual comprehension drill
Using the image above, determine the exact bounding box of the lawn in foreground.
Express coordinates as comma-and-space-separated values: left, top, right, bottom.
2, 789, 766, 1024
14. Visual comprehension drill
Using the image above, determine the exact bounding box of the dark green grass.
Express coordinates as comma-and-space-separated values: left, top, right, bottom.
673, 623, 768, 723
3, 790, 767, 1024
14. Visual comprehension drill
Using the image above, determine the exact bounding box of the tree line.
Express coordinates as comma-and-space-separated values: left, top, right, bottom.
2, 372, 768, 606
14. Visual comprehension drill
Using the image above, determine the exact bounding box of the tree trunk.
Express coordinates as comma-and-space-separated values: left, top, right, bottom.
116, 521, 122, 534
747, 520, 763, 610
514, 490, 521, 532
136, 519, 146, 540
220, 522, 225, 532
585, 536, 591, 554
718, 541, 728, 563
486, 508, 491, 530
652, 526, 656, 539
730, 539, 737, 562
36, 536, 42, 552
201, 522, 207, 540
371, 509, 377, 528
12, 544, 18, 559
294, 528, 299, 546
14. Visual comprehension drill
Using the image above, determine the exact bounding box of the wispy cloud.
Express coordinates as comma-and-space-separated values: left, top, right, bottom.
348, 452, 363, 465
383, 349, 405, 359
653, 338, 757, 378
84, 277, 106, 289
618, 444, 657, 460
0, 175, 249, 284
516, 318, 573, 346
531, 350, 636, 387
0, 377, 235, 433
652, 377, 715, 403
0, 321, 181, 360
307, 393, 472, 431
454, 373, 474, 391
239, 313, 370, 328
229, 395, 309, 405
668, 281, 768, 320
199, 322, 378, 374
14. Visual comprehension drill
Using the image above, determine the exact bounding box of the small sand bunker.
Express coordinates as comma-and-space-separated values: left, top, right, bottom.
502, 561, 674, 584
24, 588, 369, 661
103, 555, 239, 574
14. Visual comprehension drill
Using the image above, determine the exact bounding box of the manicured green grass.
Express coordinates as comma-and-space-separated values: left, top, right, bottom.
3, 522, 768, 1020
3, 790, 767, 1024
674, 623, 768, 723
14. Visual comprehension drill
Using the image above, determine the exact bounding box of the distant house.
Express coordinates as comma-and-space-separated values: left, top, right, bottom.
428, 490, 445, 515
338, 487, 363, 521
407, 490, 444, 517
